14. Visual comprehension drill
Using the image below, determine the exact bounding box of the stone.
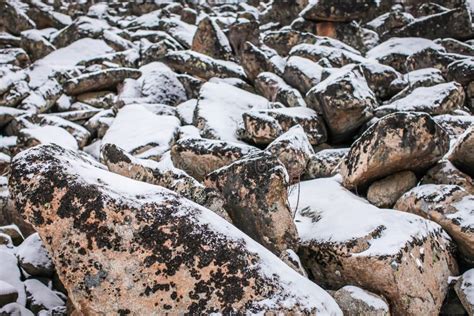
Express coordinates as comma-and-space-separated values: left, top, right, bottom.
304, 148, 348, 179
365, 11, 415, 39
163, 50, 246, 80
395, 184, 474, 264
24, 279, 65, 314
239, 42, 285, 81
375, 81, 465, 117
305, 66, 377, 143
454, 269, 474, 315
20, 30, 55, 62
171, 137, 259, 181
9, 144, 342, 315
0, 280, 18, 308
265, 125, 315, 183
283, 56, 324, 95
17, 233, 54, 277
332, 286, 390, 316
100, 143, 231, 222
0, 303, 33, 316
19, 78, 62, 113
0, 0, 36, 35
52, 16, 109, 48
263, 29, 318, 56
17, 125, 79, 151
341, 112, 449, 190
422, 160, 474, 194
0, 224, 23, 246
435, 38, 474, 57
0, 48, 30, 68
448, 126, 474, 178
0, 251, 26, 306
242, 107, 327, 146
101, 104, 180, 157
300, 0, 379, 22
367, 170, 417, 208
388, 68, 446, 95
64, 68, 141, 96
366, 37, 445, 73
405, 48, 465, 74
356, 62, 401, 100
254, 72, 306, 107
227, 19, 260, 58
290, 43, 366, 68
192, 16, 233, 61
292, 176, 458, 315
193, 82, 270, 143
205, 151, 298, 254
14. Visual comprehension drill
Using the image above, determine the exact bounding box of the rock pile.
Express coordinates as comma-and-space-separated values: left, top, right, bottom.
0, 0, 473, 314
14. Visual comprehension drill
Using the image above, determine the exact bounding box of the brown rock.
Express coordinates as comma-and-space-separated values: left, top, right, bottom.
283, 56, 324, 95
20, 30, 55, 62
449, 126, 474, 178
9, 144, 342, 315
300, 0, 380, 22
227, 19, 260, 58
367, 170, 417, 208
422, 160, 474, 194
341, 112, 450, 190
240, 42, 284, 81
254, 72, 306, 108
192, 16, 233, 61
304, 148, 348, 179
332, 286, 390, 316
454, 269, 474, 315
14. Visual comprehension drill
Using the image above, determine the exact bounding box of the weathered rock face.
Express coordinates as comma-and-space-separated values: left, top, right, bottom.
9, 144, 342, 315
449, 126, 474, 178
367, 170, 417, 208
192, 16, 233, 61
304, 148, 348, 179
205, 151, 298, 255
375, 81, 465, 117
64, 68, 141, 96
292, 177, 458, 315
254, 72, 306, 108
265, 125, 314, 183
171, 137, 259, 181
341, 112, 450, 190
100, 143, 231, 222
242, 107, 327, 146
395, 184, 474, 264
422, 160, 474, 194
332, 286, 390, 316
454, 269, 474, 315
306, 66, 377, 143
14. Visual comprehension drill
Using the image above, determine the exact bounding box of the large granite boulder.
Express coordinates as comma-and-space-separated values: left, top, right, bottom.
9, 144, 342, 315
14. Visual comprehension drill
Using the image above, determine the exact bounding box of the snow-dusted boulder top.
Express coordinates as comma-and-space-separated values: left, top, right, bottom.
9, 144, 342, 315
101, 104, 180, 157
291, 176, 458, 315
194, 81, 270, 143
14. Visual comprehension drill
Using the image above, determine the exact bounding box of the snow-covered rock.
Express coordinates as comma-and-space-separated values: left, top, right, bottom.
17, 233, 54, 277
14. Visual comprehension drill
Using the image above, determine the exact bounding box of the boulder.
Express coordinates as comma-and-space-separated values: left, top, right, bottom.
375, 81, 465, 117
102, 104, 180, 157
64, 68, 141, 96
263, 29, 318, 56
163, 50, 246, 80
422, 160, 474, 194
356, 62, 401, 100
0, 251, 25, 306
292, 176, 458, 315
254, 72, 306, 107
20, 30, 55, 62
306, 66, 377, 143
304, 148, 348, 179
0, 303, 33, 316
395, 184, 474, 264
341, 112, 450, 190
454, 269, 474, 315
17, 233, 54, 277
265, 125, 315, 183
365, 11, 415, 39
0, 280, 18, 308
17, 126, 79, 151
367, 170, 417, 208
193, 82, 270, 143
9, 144, 342, 315
100, 143, 231, 222
388, 67, 446, 95
300, 0, 380, 22
18, 78, 62, 113
332, 286, 390, 316
24, 279, 65, 314
405, 48, 465, 74
290, 43, 367, 68
0, 1, 35, 36
205, 151, 298, 254
52, 16, 109, 48
366, 37, 445, 73
448, 126, 474, 178
227, 19, 260, 58
239, 42, 285, 81
242, 107, 327, 146
192, 16, 233, 61
283, 56, 324, 95
435, 38, 474, 57
171, 137, 259, 181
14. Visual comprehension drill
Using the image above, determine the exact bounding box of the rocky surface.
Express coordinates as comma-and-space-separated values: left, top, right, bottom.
0, 0, 473, 314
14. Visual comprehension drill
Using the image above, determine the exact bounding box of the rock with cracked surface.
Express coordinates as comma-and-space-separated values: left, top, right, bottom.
341, 112, 450, 190
395, 184, 474, 264
205, 151, 298, 255
292, 176, 458, 315
8, 144, 342, 315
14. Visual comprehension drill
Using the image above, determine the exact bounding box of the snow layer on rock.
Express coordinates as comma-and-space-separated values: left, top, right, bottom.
341, 286, 389, 311
290, 176, 448, 257
21, 126, 78, 150
27, 38, 113, 88
367, 37, 445, 60
0, 251, 26, 305
0, 279, 17, 296
24, 279, 64, 310
17, 233, 53, 275
177, 99, 198, 125
460, 269, 474, 306
102, 104, 180, 155
196, 82, 270, 143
